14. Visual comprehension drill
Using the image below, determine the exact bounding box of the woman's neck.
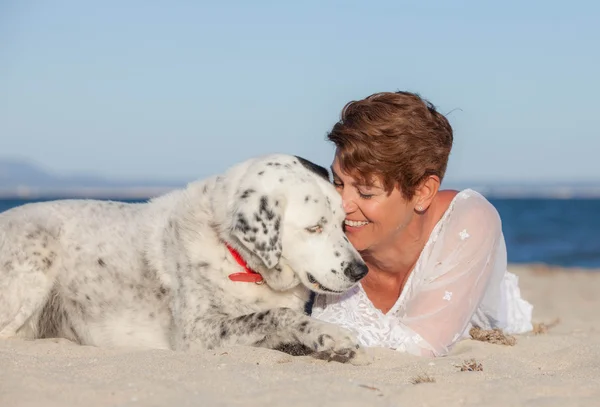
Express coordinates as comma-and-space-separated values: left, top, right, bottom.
361, 213, 430, 275
358, 214, 429, 313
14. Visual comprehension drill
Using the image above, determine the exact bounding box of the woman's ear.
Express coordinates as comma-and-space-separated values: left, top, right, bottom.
414, 175, 440, 212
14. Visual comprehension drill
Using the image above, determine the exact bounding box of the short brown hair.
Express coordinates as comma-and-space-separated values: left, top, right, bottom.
327, 91, 453, 200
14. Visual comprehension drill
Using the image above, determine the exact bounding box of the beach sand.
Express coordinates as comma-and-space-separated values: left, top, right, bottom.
1, 265, 599, 407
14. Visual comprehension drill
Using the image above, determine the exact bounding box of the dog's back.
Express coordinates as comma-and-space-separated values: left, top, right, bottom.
0, 200, 147, 283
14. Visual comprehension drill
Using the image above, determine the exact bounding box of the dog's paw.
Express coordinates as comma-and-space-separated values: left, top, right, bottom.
302, 323, 371, 365
346, 345, 372, 366
313, 344, 371, 366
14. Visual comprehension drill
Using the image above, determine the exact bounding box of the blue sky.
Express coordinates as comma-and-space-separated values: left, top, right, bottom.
1, 0, 598, 185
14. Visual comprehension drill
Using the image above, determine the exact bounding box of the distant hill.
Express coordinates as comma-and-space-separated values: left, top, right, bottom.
1, 157, 599, 199
0, 157, 184, 199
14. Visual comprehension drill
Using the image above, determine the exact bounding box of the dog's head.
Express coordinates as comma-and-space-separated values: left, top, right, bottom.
213, 154, 368, 293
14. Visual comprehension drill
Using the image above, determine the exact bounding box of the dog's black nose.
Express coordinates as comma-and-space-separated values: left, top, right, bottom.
344, 261, 368, 282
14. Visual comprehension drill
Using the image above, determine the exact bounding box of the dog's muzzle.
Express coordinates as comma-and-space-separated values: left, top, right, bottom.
344, 261, 369, 282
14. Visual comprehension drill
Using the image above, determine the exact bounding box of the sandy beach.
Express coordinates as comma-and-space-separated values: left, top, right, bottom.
1, 264, 599, 407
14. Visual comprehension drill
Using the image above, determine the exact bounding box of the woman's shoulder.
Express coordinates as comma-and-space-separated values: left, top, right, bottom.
420, 189, 504, 276
436, 188, 502, 232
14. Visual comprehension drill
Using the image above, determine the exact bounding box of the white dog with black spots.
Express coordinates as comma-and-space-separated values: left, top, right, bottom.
0, 154, 370, 364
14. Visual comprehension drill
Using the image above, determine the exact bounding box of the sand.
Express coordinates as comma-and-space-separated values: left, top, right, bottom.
2, 265, 599, 407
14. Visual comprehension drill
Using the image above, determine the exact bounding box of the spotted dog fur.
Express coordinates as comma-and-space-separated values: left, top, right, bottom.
0, 154, 370, 364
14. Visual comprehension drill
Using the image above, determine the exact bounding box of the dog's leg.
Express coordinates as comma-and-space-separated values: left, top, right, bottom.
185, 307, 370, 365
0, 227, 60, 338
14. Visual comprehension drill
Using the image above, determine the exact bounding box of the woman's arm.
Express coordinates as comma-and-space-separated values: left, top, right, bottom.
400, 193, 506, 356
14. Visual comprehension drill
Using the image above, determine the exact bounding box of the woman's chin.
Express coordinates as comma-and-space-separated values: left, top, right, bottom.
344, 224, 376, 250
345, 235, 369, 252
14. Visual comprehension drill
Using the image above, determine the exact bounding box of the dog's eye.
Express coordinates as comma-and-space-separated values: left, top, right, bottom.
305, 225, 323, 234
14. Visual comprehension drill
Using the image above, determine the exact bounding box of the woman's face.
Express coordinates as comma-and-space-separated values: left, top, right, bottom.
331, 154, 416, 253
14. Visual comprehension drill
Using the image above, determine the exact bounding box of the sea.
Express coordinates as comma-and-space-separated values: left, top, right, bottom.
1, 197, 599, 269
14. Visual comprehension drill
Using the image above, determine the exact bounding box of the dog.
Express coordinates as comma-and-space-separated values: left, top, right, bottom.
0, 154, 369, 364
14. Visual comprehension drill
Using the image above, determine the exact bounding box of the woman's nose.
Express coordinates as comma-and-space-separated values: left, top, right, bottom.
342, 196, 357, 213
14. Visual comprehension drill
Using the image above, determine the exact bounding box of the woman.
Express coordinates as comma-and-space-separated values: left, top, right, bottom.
311, 91, 533, 357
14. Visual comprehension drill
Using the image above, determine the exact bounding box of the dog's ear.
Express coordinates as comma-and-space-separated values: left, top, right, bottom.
294, 156, 330, 181
230, 191, 284, 269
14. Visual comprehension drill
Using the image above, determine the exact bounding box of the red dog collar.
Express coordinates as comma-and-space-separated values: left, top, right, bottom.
226, 244, 264, 284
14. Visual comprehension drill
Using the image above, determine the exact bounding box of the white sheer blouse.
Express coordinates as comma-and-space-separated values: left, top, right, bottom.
311, 189, 533, 357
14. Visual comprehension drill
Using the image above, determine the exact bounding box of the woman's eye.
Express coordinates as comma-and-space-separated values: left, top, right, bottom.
332, 181, 343, 188
305, 225, 323, 234
358, 192, 373, 199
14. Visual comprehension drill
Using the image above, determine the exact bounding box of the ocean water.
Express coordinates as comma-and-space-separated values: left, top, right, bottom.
1, 197, 598, 269
490, 198, 600, 269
